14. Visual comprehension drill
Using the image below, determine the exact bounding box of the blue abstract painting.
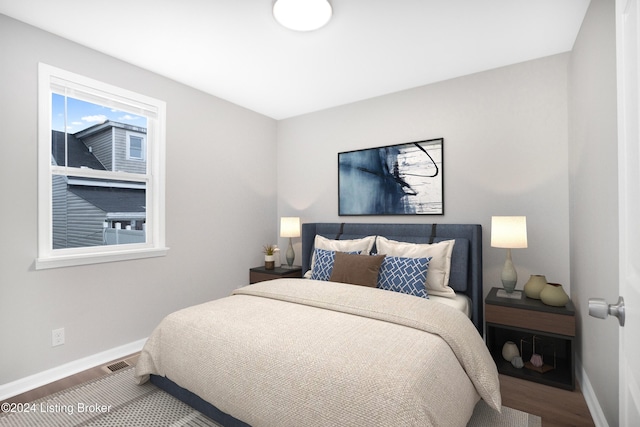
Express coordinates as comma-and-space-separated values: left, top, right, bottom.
338, 139, 443, 215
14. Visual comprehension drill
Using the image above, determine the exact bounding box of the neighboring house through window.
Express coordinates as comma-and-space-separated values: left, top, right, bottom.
50, 122, 147, 249
38, 64, 168, 269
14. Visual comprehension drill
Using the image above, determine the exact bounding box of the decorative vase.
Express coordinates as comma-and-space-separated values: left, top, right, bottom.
540, 283, 569, 307
524, 274, 547, 299
273, 246, 281, 268
502, 341, 520, 362
264, 255, 275, 270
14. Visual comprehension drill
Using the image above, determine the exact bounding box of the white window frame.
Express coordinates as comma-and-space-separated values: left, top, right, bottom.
126, 131, 146, 161
37, 63, 168, 269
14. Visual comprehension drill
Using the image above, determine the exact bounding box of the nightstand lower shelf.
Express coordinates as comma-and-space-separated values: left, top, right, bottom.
486, 324, 574, 390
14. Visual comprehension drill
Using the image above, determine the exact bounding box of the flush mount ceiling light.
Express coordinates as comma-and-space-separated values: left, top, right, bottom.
273, 0, 333, 32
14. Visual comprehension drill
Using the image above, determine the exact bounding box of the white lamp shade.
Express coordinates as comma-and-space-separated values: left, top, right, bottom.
273, 0, 332, 32
280, 217, 301, 238
491, 216, 528, 248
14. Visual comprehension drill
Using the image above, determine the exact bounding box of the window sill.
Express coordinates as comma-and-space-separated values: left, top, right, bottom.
35, 247, 169, 270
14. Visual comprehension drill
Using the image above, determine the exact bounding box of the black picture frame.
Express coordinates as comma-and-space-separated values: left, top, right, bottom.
338, 138, 443, 215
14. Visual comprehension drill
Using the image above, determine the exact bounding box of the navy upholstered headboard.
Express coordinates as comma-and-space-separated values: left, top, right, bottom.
301, 223, 484, 335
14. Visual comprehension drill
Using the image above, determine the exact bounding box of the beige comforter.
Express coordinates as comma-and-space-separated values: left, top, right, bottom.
135, 279, 501, 426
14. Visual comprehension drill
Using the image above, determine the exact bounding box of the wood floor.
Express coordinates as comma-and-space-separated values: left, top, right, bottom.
2, 355, 595, 426
0, 353, 140, 406
500, 374, 595, 426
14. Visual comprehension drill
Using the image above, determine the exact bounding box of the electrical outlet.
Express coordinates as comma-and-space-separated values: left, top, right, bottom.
52, 328, 65, 347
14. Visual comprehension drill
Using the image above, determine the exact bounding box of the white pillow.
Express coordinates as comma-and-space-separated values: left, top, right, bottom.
375, 236, 456, 298
309, 235, 376, 273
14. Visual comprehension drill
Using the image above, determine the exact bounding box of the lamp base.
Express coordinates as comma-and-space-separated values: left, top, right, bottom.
501, 248, 518, 293
279, 264, 299, 270
501, 279, 517, 293
285, 237, 295, 268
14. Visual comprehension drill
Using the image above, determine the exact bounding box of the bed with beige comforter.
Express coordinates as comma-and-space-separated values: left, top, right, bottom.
135, 279, 501, 426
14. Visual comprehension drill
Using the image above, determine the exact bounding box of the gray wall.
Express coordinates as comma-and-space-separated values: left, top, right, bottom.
277, 54, 572, 299
0, 14, 277, 385
569, 0, 619, 425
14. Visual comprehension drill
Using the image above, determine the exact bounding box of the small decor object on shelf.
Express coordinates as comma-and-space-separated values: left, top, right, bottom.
540, 282, 569, 307
511, 356, 524, 369
521, 335, 556, 374
530, 353, 544, 368
524, 274, 547, 299
502, 341, 520, 362
263, 245, 276, 270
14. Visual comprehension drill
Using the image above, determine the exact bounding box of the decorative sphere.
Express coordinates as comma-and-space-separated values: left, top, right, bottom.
502, 341, 520, 362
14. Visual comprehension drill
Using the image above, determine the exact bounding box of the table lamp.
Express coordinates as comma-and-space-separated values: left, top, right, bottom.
280, 217, 300, 268
491, 216, 528, 293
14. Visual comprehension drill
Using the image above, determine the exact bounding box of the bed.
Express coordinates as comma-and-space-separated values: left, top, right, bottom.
135, 222, 500, 427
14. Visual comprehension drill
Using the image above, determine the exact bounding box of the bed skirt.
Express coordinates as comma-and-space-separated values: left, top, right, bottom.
150, 374, 249, 426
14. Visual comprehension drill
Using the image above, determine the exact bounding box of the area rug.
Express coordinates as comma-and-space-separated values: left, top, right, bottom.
0, 366, 540, 426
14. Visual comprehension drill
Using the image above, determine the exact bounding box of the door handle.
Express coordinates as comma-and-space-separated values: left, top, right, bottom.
588, 296, 625, 326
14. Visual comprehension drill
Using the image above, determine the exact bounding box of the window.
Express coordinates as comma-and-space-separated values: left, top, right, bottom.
37, 63, 168, 269
127, 132, 146, 161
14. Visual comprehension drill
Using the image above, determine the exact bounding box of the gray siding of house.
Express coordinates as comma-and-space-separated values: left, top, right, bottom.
52, 175, 68, 249
82, 129, 112, 171
65, 192, 106, 248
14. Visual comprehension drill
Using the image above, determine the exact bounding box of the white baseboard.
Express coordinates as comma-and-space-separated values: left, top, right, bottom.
0, 338, 146, 402
576, 355, 610, 427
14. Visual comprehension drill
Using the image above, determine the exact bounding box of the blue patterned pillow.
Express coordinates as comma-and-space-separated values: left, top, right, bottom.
310, 248, 361, 281
377, 256, 432, 298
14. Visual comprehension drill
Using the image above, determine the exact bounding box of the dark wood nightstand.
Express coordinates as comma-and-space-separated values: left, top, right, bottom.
249, 265, 303, 284
485, 287, 576, 390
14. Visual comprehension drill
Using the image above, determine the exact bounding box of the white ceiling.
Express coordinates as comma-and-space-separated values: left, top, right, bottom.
0, 0, 590, 119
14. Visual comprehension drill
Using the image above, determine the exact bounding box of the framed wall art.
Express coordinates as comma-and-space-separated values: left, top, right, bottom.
338, 138, 443, 215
